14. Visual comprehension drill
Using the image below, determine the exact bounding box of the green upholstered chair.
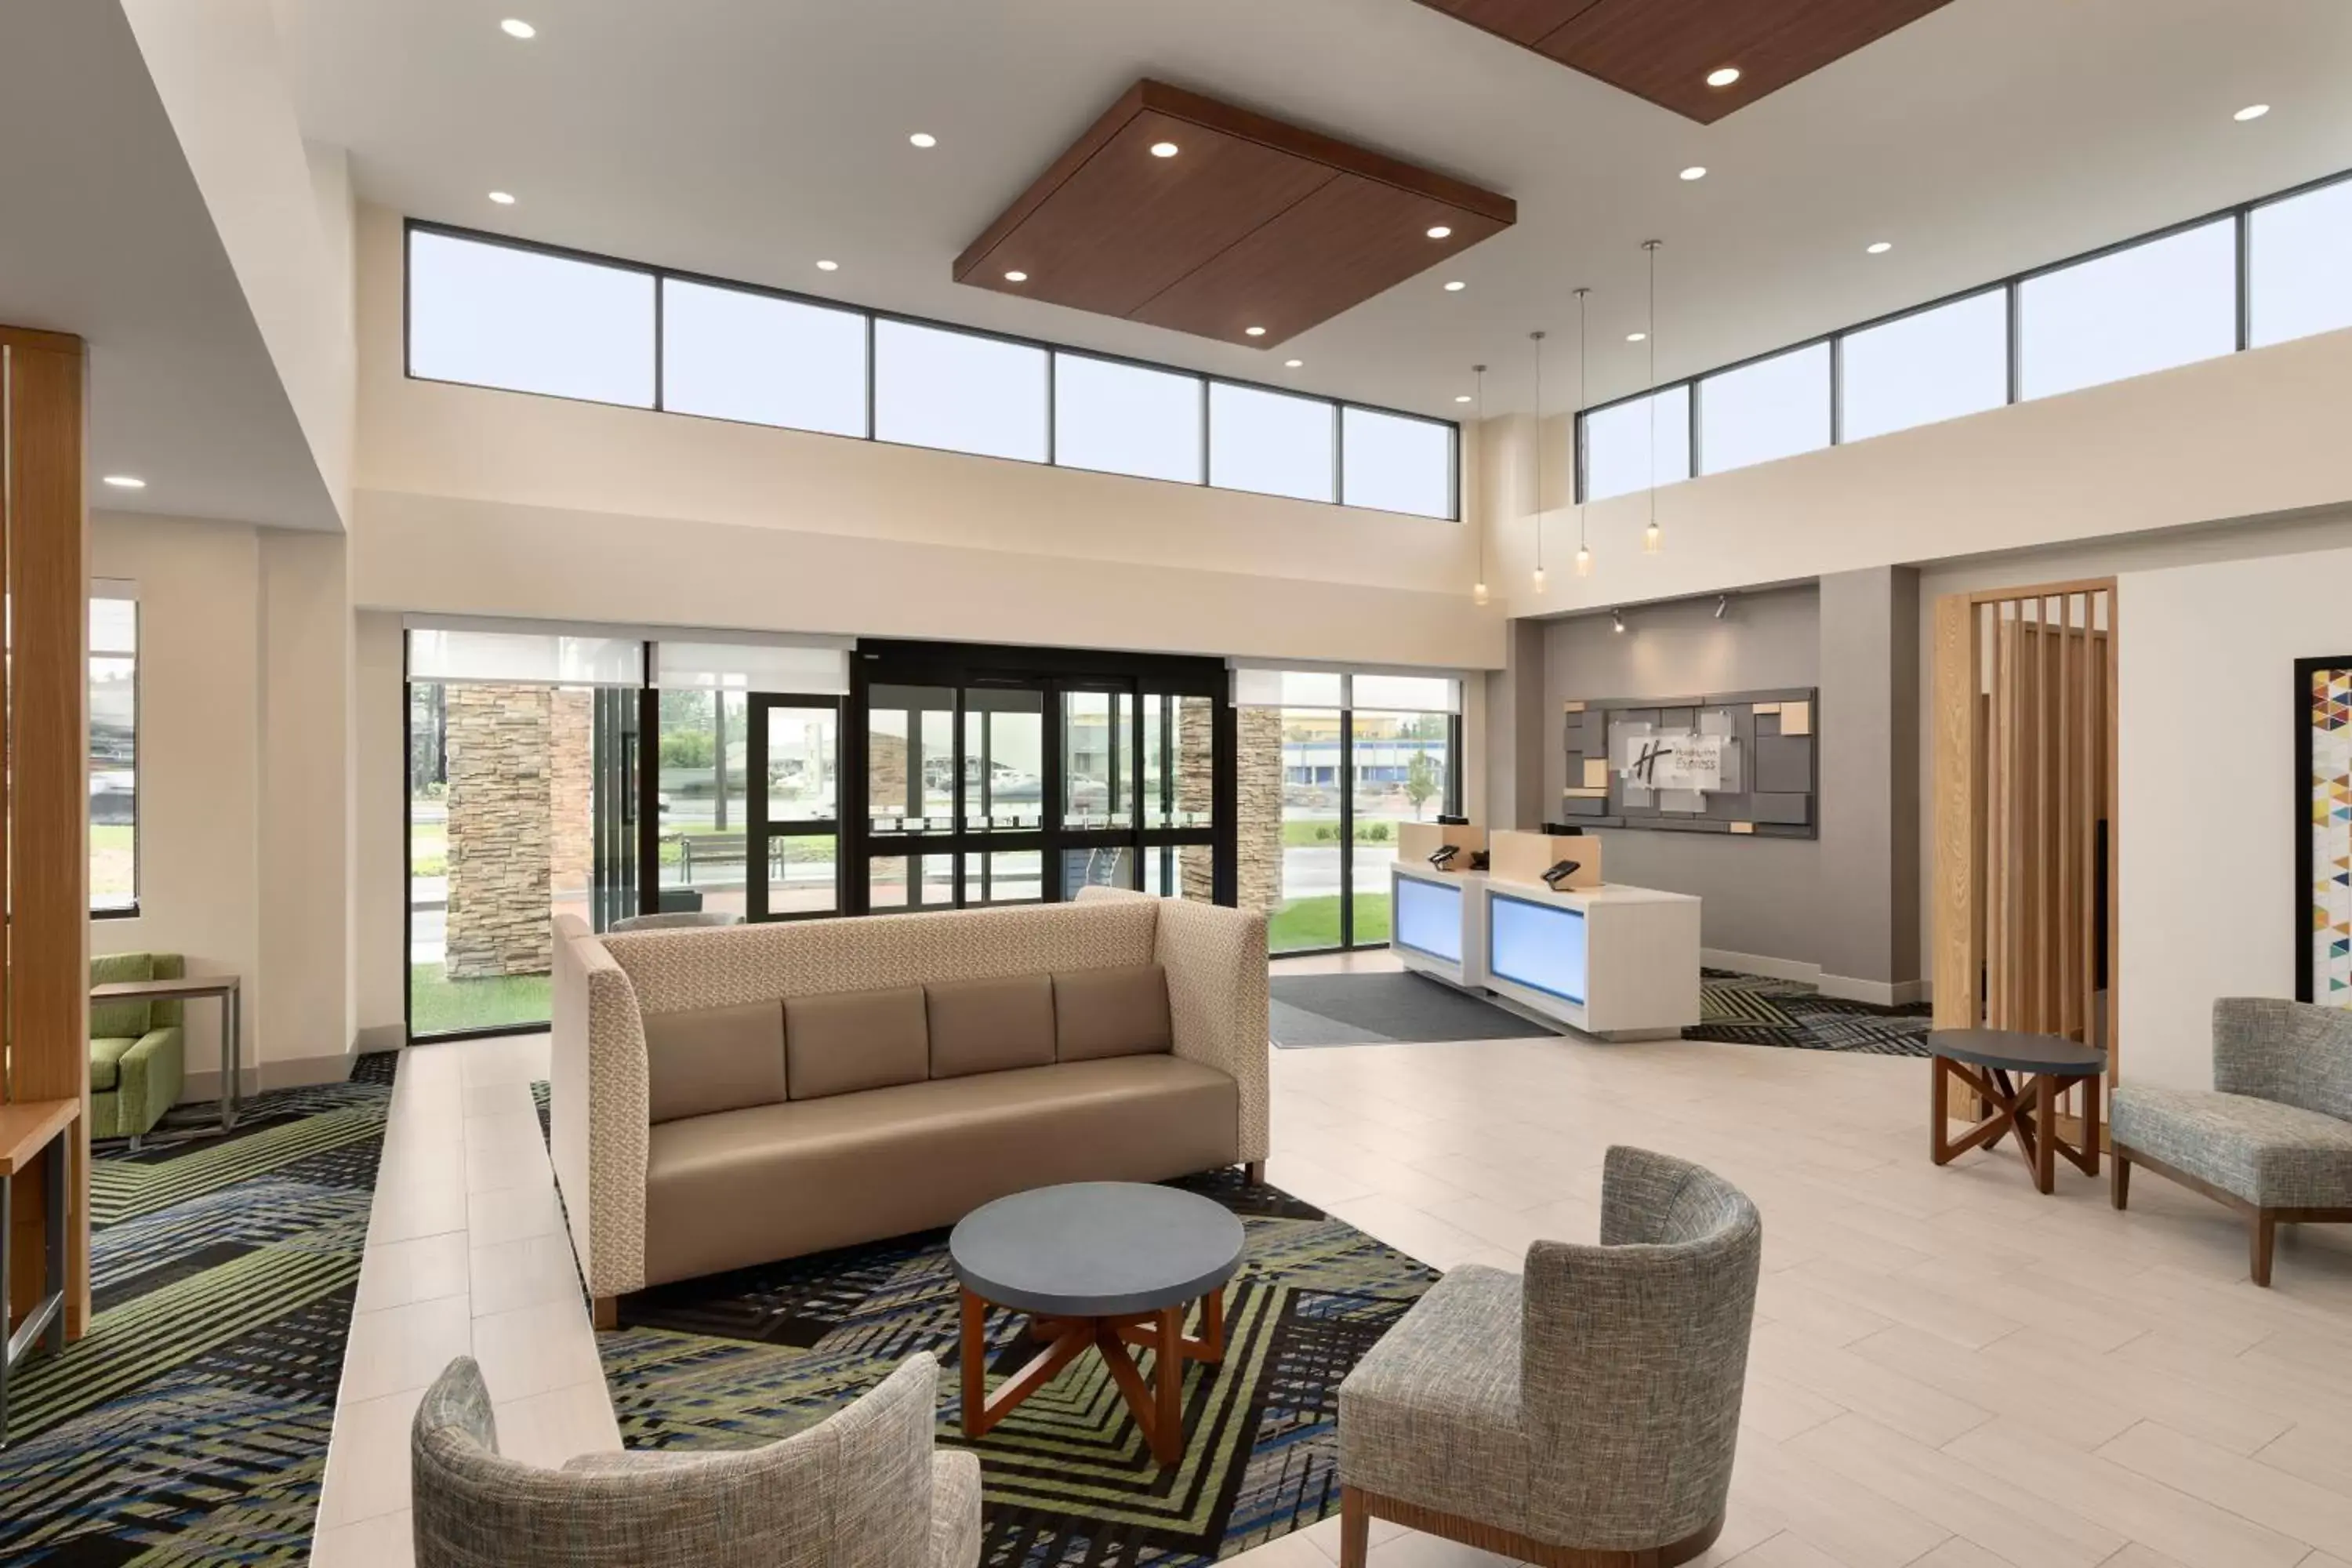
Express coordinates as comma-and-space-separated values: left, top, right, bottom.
90, 952, 187, 1146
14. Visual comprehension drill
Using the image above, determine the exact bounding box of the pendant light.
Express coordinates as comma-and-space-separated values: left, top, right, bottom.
1573, 287, 1593, 578
1642, 239, 1664, 556
1530, 330, 1548, 596
1471, 364, 1490, 606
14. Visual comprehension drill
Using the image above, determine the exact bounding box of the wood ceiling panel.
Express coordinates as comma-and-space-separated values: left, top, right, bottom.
1414, 0, 1955, 122
1129, 174, 1510, 347
956, 80, 1514, 347
1418, 0, 1602, 49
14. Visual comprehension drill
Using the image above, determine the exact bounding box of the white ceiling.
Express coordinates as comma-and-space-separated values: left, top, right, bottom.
297, 0, 2352, 424
0, 0, 339, 531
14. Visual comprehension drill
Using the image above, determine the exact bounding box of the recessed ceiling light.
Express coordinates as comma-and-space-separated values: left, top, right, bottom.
102, 474, 147, 490
909, 132, 938, 148
2234, 103, 2270, 122
1245, 325, 1267, 336
816, 259, 839, 271
1426, 225, 1453, 240
499, 17, 535, 38
1443, 280, 1466, 292
1150, 141, 1180, 158
1706, 66, 1740, 87
488, 190, 516, 205
1866, 241, 1893, 254
1004, 270, 1028, 282
1284, 358, 1304, 368
1679, 165, 1708, 181
1626, 331, 1647, 342
1454, 394, 1473, 403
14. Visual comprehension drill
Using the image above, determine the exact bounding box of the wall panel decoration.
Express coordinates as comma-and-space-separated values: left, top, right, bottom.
1559, 687, 1817, 837
2298, 656, 2352, 1008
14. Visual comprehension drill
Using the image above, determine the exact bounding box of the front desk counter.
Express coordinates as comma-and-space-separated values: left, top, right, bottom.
1391, 863, 1700, 1041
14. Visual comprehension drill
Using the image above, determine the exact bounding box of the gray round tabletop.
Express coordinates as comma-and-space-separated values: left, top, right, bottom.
949, 1182, 1246, 1319
1927, 1029, 2107, 1076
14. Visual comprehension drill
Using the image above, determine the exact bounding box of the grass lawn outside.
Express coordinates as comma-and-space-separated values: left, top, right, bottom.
409, 961, 550, 1036
1268, 892, 1392, 953
1279, 818, 1409, 848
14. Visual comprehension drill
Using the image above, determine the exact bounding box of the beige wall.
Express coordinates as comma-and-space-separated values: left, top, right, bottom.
1482, 323, 2352, 621
349, 205, 1501, 671
354, 609, 405, 1049
2116, 540, 2352, 1091
90, 510, 362, 1087
91, 513, 264, 1082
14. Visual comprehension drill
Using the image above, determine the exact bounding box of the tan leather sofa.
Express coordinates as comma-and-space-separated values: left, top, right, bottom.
551, 887, 1269, 1315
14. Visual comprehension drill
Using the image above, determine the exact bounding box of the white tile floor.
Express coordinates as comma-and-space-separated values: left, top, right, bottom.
311, 953, 2352, 1568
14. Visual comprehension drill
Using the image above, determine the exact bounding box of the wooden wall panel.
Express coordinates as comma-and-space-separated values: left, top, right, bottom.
2, 328, 92, 1338
1933, 584, 2117, 1083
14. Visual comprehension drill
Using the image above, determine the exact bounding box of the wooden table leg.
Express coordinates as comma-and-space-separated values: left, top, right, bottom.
1930, 1054, 1952, 1164
960, 1288, 986, 1439
2034, 1074, 2057, 1194
1200, 1287, 1225, 1361
1154, 1305, 1182, 1465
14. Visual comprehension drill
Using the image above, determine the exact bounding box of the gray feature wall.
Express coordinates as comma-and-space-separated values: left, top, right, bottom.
1534, 573, 1922, 992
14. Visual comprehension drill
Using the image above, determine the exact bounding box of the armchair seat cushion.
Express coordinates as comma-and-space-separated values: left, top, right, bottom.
1338, 1263, 1530, 1530
2113, 1084, 2352, 1209
90, 1036, 140, 1094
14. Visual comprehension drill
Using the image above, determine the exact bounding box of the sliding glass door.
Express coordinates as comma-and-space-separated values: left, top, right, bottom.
849, 642, 1230, 913
1248, 671, 1461, 956
747, 695, 843, 918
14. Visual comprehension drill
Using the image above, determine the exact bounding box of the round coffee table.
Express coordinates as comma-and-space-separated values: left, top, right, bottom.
951, 1182, 1245, 1465
1929, 1029, 2108, 1193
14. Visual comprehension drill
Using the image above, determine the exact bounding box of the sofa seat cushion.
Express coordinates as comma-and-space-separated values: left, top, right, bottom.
1338, 1264, 1530, 1530
2114, 1084, 2352, 1208
90, 1036, 140, 1094
643, 1055, 1240, 1289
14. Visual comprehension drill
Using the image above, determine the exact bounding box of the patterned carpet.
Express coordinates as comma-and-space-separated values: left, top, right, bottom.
0, 1053, 397, 1566
1687, 969, 1933, 1056
593, 1165, 1437, 1568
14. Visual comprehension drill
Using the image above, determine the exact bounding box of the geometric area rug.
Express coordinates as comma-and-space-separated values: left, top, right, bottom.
599, 1168, 1441, 1568
0, 1051, 398, 1566
1686, 967, 1934, 1057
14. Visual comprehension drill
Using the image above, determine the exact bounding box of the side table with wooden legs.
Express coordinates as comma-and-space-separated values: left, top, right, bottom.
1929, 1029, 2108, 1194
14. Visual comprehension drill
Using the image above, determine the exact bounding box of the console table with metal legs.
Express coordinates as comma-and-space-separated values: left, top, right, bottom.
90, 973, 245, 1135
1, 1098, 79, 1448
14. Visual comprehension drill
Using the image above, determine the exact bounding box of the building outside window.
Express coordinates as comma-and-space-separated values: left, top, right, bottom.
90, 586, 138, 915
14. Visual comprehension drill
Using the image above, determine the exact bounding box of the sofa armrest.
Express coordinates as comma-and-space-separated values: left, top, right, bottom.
116, 1026, 186, 1136
554, 915, 652, 1299
2213, 997, 2352, 1121
1153, 898, 1269, 1163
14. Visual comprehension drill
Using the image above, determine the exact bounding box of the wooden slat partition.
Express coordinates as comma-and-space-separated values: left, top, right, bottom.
3, 324, 93, 1339
1933, 581, 2118, 1098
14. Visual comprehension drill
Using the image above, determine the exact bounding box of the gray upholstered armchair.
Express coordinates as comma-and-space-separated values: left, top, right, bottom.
1337, 1146, 1762, 1568
412, 1352, 981, 1568
2111, 997, 2352, 1286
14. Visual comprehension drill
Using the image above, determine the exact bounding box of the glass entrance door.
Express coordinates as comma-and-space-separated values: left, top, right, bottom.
746, 695, 842, 920
847, 645, 1228, 913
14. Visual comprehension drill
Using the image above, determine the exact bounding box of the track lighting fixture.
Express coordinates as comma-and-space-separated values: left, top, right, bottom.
1715, 594, 1729, 619
1612, 609, 1627, 634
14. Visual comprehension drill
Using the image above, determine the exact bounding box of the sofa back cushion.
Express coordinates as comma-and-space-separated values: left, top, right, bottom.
90, 951, 156, 1038
1054, 964, 1172, 1062
927, 974, 1055, 1080
788, 985, 930, 1101
644, 1001, 789, 1123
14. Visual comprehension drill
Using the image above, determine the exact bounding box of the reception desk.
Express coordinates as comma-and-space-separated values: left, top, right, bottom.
1391, 862, 1700, 1041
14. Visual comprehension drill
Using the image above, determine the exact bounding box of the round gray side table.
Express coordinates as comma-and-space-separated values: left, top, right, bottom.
1929, 1028, 2108, 1193
950, 1181, 1245, 1465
